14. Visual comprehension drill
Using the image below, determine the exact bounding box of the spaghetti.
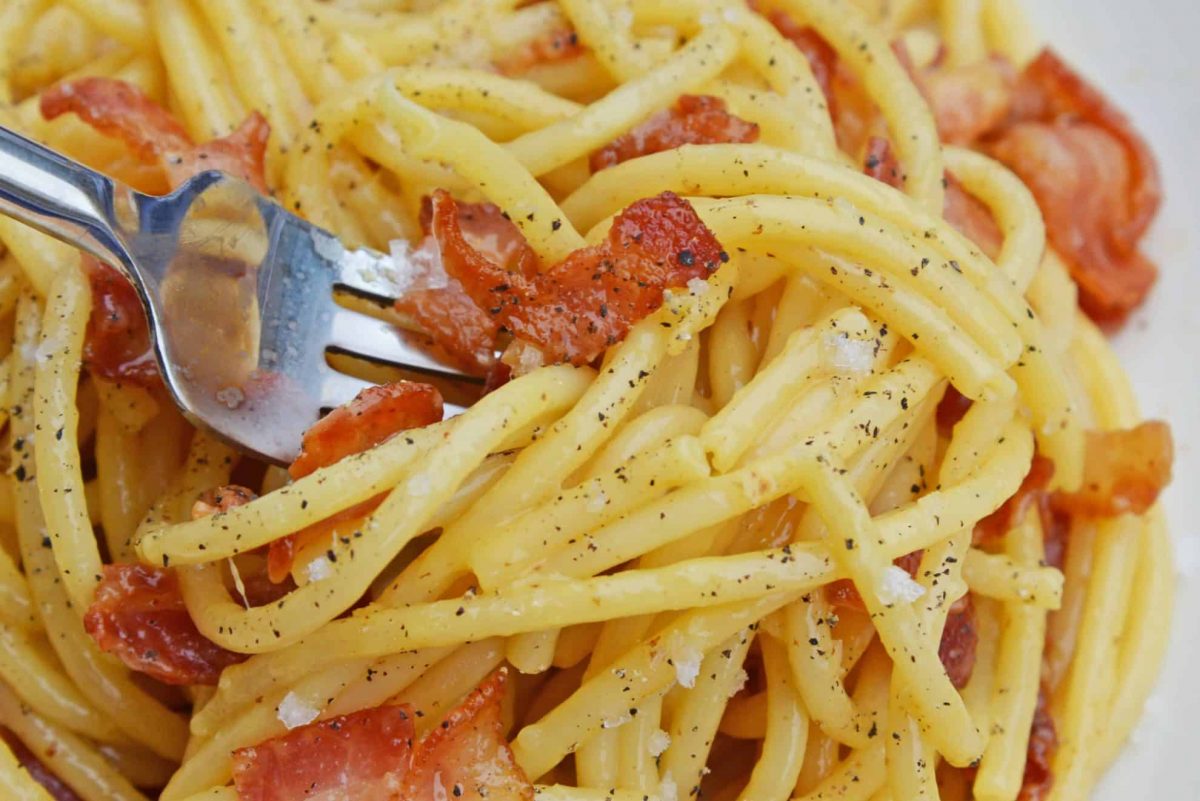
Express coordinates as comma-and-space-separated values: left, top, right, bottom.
0, 1, 1176, 801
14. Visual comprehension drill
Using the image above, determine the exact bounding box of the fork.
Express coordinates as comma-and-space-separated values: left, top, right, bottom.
0, 126, 482, 464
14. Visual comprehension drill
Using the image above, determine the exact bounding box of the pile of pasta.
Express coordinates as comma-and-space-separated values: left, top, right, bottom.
0, 1, 1176, 801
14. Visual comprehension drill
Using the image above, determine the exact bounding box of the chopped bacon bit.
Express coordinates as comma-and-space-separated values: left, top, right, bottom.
987, 49, 1161, 320
495, 25, 585, 75
267, 383, 443, 582
938, 595, 977, 689
192, 484, 257, 519
590, 94, 760, 172
863, 136, 904, 189
232, 705, 416, 801
484, 360, 513, 395
920, 57, 1016, 146
943, 172, 1003, 258
40, 77, 191, 164
432, 189, 727, 365
974, 454, 1056, 543
233, 671, 532, 801
80, 256, 159, 389
288, 382, 444, 480
762, 10, 838, 108
1054, 421, 1173, 518
395, 286, 501, 375
401, 670, 533, 801
1018, 689, 1058, 801
83, 564, 245, 685
936, 384, 973, 434
0, 728, 83, 801
167, 111, 270, 194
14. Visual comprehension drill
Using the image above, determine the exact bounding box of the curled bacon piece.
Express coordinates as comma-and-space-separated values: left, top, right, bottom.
233, 671, 532, 801
943, 172, 1003, 258
1, 729, 82, 801
974, 454, 1056, 543
920, 57, 1016, 146
1019, 689, 1058, 801
41, 78, 272, 390
590, 94, 760, 172
1054, 421, 1173, 518
233, 705, 415, 801
987, 50, 1162, 320
495, 25, 585, 76
80, 256, 159, 389
431, 189, 727, 366
938, 595, 977, 689
268, 382, 444, 583
401, 670, 533, 801
83, 564, 245, 686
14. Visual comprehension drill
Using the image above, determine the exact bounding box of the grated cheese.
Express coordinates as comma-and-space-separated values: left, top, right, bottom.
673, 646, 703, 689
876, 565, 927, 605
822, 331, 874, 374
276, 692, 320, 730
649, 729, 671, 757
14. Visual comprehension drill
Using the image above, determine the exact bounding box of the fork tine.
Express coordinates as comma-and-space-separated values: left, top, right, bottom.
325, 307, 481, 383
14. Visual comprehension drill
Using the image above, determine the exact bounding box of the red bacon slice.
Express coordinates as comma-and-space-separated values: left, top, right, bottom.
41, 77, 272, 390
1054, 421, 1173, 518
943, 172, 1003, 258
83, 564, 246, 686
761, 9, 838, 109
232, 671, 532, 801
987, 49, 1162, 320
267, 382, 444, 582
920, 57, 1016, 146
938, 595, 977, 689
590, 94, 760, 172
431, 189, 727, 366
401, 670, 533, 801
232, 705, 416, 801
1018, 689, 1058, 801
863, 136, 904, 189
495, 25, 585, 76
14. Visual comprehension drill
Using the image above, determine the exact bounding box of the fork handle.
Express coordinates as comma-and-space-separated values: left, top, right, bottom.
0, 125, 131, 270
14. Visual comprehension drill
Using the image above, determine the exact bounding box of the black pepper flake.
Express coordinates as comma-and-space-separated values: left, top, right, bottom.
677, 249, 695, 266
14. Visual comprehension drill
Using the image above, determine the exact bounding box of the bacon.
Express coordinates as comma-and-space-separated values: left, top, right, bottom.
1054, 421, 1173, 518
40, 77, 270, 194
826, 549, 922, 611
80, 257, 159, 389
761, 10, 838, 107
267, 383, 444, 582
83, 564, 246, 685
863, 136, 904, 189
432, 189, 727, 365
0, 729, 83, 801
590, 95, 760, 172
938, 595, 977, 689
495, 25, 585, 75
232, 671, 532, 801
919, 57, 1016, 146
288, 382, 445, 480
232, 705, 416, 801
987, 50, 1161, 320
1018, 689, 1058, 801
974, 454, 1056, 543
943, 172, 1003, 258
400, 670, 533, 801
191, 484, 257, 519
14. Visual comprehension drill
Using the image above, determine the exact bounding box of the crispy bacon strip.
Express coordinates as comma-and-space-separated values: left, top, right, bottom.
41, 78, 272, 389
83, 564, 246, 686
401, 670, 533, 800
590, 94, 760, 172
80, 256, 159, 389
232, 705, 416, 801
431, 189, 727, 365
495, 25, 585, 75
1054, 421, 1173, 518
987, 50, 1162, 320
267, 382, 444, 582
0, 729, 83, 801
938, 595, 977, 689
1018, 689, 1058, 801
233, 671, 531, 801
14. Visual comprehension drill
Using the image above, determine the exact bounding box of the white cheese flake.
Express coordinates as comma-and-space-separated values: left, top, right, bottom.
586, 489, 607, 513
687, 277, 710, 296
673, 646, 703, 689
660, 772, 679, 801
728, 669, 749, 698
306, 556, 333, 583
822, 331, 874, 374
407, 473, 433, 497
649, 729, 671, 757
877, 565, 927, 605
276, 692, 320, 730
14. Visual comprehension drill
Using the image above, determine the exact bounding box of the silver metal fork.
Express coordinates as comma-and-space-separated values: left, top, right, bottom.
0, 126, 482, 464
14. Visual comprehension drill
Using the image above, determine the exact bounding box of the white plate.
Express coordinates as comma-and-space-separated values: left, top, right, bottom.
1022, 1, 1200, 798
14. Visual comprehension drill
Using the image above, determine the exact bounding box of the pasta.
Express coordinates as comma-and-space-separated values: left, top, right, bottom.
0, 1, 1176, 801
